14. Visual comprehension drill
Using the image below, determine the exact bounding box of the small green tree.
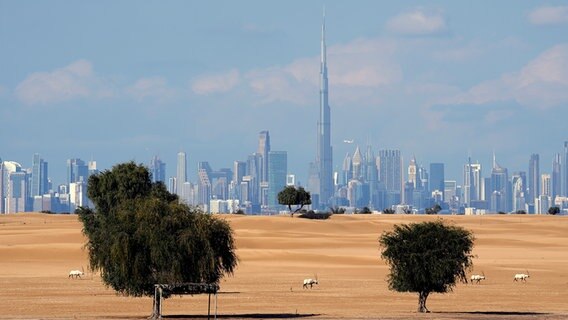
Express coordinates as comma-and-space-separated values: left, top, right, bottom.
358, 206, 372, 214
548, 206, 560, 215
78, 162, 237, 316
425, 204, 442, 215
379, 220, 474, 313
277, 186, 311, 216
330, 206, 346, 214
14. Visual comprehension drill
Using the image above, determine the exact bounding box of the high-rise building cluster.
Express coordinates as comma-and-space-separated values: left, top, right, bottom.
0, 155, 98, 214
166, 131, 288, 214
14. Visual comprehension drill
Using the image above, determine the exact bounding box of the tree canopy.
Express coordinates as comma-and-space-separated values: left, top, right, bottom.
379, 220, 474, 313
277, 186, 311, 216
548, 206, 560, 215
77, 162, 238, 298
425, 204, 442, 215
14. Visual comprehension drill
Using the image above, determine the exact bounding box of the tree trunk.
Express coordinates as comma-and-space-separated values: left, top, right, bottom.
417, 291, 430, 313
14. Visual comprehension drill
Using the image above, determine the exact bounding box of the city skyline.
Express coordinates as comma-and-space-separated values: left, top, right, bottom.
2, 135, 568, 214
2, 1, 568, 189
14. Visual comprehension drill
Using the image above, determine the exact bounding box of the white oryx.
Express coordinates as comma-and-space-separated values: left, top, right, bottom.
69, 267, 84, 279
514, 271, 530, 282
303, 275, 318, 289
470, 272, 486, 284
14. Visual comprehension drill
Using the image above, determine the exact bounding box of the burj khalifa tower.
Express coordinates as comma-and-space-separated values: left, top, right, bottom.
315, 10, 333, 207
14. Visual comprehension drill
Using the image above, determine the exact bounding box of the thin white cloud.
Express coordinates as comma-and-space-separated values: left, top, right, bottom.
15, 60, 97, 105
126, 77, 177, 102
528, 6, 568, 25
191, 69, 240, 95
246, 66, 314, 105
242, 37, 402, 106
438, 44, 568, 109
386, 9, 447, 36
14, 60, 117, 105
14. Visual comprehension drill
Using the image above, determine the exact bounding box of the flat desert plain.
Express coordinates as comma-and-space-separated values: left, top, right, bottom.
1, 213, 567, 319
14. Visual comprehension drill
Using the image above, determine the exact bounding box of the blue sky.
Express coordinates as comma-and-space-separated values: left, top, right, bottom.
1, 1, 568, 185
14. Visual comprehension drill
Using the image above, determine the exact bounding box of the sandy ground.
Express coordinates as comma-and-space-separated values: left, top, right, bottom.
1, 213, 567, 320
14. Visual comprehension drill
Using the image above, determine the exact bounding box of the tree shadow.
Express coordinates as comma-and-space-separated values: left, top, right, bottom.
436, 311, 550, 316
163, 313, 320, 319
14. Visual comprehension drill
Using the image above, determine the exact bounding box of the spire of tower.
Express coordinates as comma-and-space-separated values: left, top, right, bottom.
321, 7, 326, 68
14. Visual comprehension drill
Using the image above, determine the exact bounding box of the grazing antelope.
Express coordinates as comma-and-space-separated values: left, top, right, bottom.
470, 272, 486, 284
68, 270, 84, 279
514, 270, 530, 282
68, 267, 85, 279
303, 274, 318, 289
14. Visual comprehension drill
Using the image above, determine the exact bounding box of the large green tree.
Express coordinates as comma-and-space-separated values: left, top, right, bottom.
277, 186, 311, 216
77, 162, 238, 299
379, 220, 474, 313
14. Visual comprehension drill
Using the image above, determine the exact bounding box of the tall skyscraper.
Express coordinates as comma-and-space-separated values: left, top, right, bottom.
463, 160, 482, 206
365, 145, 379, 208
176, 152, 187, 196
31, 153, 48, 197
1, 161, 26, 213
378, 150, 402, 206
552, 153, 562, 201
407, 156, 417, 188
258, 131, 271, 183
341, 153, 352, 186
315, 11, 333, 208
541, 173, 551, 196
511, 172, 526, 212
7, 171, 27, 213
67, 158, 88, 185
351, 146, 363, 180
233, 161, 246, 186
150, 156, 166, 183
528, 154, 540, 204
197, 161, 212, 210
247, 153, 262, 207
267, 151, 287, 208
490, 155, 509, 212
429, 163, 445, 198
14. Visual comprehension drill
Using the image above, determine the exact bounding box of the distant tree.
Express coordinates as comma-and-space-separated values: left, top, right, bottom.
497, 211, 507, 215
379, 220, 474, 313
330, 206, 346, 214
358, 206, 372, 214
548, 206, 560, 215
515, 210, 527, 214
298, 211, 332, 220
425, 204, 442, 215
383, 208, 395, 214
277, 186, 312, 217
77, 162, 238, 316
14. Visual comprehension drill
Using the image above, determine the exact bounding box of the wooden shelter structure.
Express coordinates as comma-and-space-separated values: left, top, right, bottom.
151, 283, 220, 320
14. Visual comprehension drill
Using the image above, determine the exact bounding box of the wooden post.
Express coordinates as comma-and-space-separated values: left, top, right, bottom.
151, 285, 162, 320
207, 293, 211, 320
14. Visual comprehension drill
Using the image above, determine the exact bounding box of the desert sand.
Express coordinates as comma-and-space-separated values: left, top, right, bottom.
1, 213, 567, 319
